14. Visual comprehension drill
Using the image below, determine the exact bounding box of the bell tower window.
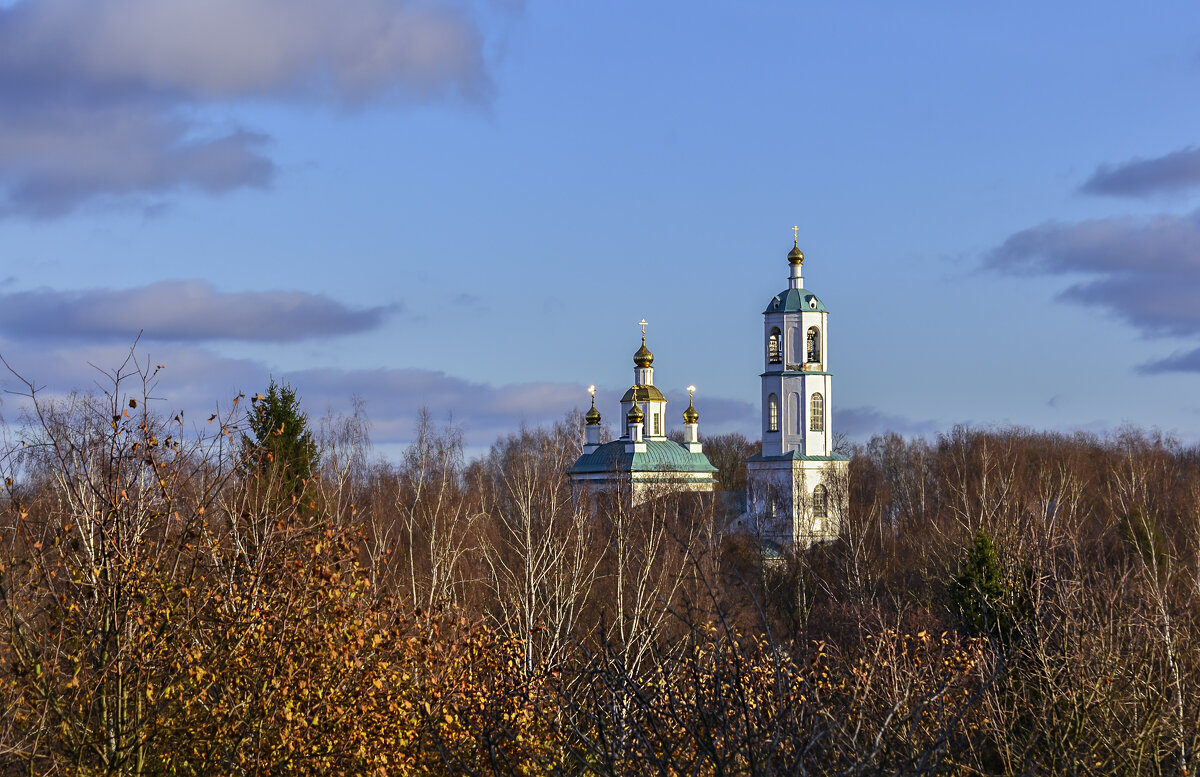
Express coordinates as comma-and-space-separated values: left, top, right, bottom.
813, 484, 828, 518
768, 328, 782, 364
768, 393, 779, 432
806, 326, 821, 363
809, 392, 824, 431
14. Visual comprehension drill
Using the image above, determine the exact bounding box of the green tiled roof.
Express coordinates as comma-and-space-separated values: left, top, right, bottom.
569, 439, 718, 475
764, 288, 827, 314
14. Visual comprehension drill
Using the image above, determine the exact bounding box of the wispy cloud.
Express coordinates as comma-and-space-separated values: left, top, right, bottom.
1081, 146, 1200, 199
0, 0, 491, 217
0, 281, 395, 342
834, 406, 939, 440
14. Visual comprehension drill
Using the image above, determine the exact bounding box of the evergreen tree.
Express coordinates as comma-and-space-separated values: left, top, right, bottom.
949, 527, 1010, 640
243, 379, 318, 497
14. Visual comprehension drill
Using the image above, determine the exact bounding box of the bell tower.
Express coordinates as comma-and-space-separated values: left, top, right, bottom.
746, 229, 848, 547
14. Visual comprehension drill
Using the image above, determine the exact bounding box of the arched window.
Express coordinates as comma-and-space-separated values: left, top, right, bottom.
806, 326, 821, 363
813, 484, 828, 518
652, 412, 660, 436
768, 328, 782, 363
809, 392, 824, 431
768, 393, 779, 432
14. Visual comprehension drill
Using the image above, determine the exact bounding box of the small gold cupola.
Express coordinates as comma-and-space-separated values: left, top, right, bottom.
681, 385, 702, 452
583, 385, 603, 453
626, 400, 644, 424
683, 395, 699, 424
787, 242, 804, 266
788, 225, 804, 266
634, 337, 654, 368
787, 226, 805, 289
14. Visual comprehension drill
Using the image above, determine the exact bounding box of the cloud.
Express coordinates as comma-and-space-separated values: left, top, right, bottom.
0, 281, 394, 342
835, 406, 939, 440
987, 209, 1200, 339
0, 341, 585, 451
0, 0, 488, 103
0, 338, 762, 456
660, 388, 755, 431
0, 0, 491, 216
1139, 346, 1200, 375
0, 107, 274, 217
1081, 146, 1200, 199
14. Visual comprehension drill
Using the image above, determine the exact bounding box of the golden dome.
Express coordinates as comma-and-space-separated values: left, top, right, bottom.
787, 240, 804, 266
634, 336, 654, 368
626, 402, 644, 424
683, 396, 699, 424
585, 396, 601, 426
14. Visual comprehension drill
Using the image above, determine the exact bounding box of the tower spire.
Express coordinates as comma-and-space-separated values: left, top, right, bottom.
787, 228, 805, 289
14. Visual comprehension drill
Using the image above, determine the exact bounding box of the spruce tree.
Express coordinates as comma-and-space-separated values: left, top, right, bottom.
243, 379, 318, 497
949, 527, 1010, 640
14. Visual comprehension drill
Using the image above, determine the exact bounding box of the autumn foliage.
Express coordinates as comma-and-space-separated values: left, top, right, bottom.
2, 354, 1200, 774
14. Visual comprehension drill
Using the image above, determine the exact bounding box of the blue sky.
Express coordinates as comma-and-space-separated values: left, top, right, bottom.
3, 0, 1200, 456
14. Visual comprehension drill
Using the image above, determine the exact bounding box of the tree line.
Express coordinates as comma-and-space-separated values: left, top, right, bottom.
0, 352, 1198, 774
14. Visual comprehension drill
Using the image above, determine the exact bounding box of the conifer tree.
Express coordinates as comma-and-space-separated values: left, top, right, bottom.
949, 526, 1009, 640
243, 378, 318, 496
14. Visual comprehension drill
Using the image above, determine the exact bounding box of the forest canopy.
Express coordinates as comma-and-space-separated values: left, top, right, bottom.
0, 352, 1198, 775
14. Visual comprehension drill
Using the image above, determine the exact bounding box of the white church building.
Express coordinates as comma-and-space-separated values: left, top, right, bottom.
567, 231, 849, 545
566, 325, 718, 500
745, 233, 850, 547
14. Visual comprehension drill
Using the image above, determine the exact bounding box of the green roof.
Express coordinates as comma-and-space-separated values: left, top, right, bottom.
569, 439, 718, 475
764, 288, 827, 314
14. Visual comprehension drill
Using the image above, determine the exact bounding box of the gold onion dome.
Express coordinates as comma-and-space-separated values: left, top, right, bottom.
585, 397, 602, 426
683, 397, 699, 424
634, 337, 654, 368
626, 402, 644, 424
787, 240, 804, 266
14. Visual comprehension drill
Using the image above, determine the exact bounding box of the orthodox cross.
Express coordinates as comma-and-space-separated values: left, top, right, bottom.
792, 225, 799, 244
639, 319, 648, 337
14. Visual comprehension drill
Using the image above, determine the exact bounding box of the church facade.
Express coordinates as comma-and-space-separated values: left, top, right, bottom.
745, 234, 849, 547
567, 325, 717, 501
567, 231, 848, 545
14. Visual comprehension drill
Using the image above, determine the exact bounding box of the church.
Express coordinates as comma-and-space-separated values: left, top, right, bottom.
567, 230, 848, 546
744, 231, 849, 547
566, 323, 718, 501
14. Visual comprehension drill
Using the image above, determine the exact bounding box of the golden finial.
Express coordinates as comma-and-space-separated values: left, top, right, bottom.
639, 318, 648, 338
788, 228, 805, 265
586, 385, 601, 425
683, 385, 699, 424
